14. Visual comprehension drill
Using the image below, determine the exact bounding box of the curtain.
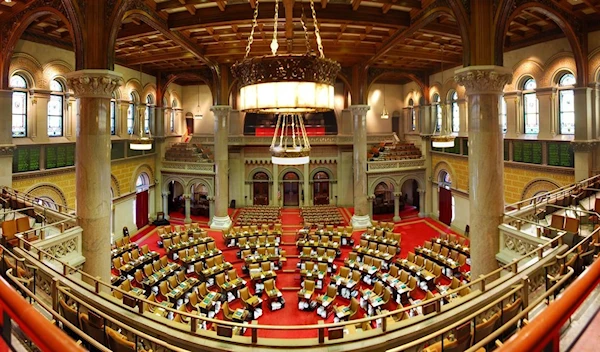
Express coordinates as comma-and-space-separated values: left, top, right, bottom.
136, 190, 149, 229
439, 187, 452, 226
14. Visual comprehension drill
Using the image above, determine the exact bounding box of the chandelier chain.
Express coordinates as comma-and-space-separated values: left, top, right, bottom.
244, 0, 260, 59
272, 0, 279, 55
310, 0, 324, 58
300, 3, 311, 54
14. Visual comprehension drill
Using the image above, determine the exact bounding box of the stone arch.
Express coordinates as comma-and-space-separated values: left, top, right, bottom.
309, 167, 334, 180
123, 78, 143, 101
429, 83, 442, 101
249, 167, 273, 180
162, 175, 187, 193
25, 183, 68, 207
111, 174, 121, 197
279, 167, 304, 181
130, 164, 154, 193
141, 83, 157, 103
441, 78, 464, 101
404, 90, 422, 107
588, 46, 600, 83
397, 174, 425, 191
433, 161, 457, 187
9, 53, 43, 89
369, 176, 398, 195
368, 72, 427, 104
165, 73, 214, 103
42, 60, 74, 90
187, 178, 214, 197
521, 178, 562, 201
169, 90, 182, 108
506, 58, 544, 91
543, 53, 577, 87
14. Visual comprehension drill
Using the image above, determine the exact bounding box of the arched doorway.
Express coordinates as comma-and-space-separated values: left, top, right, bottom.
253, 172, 270, 205
313, 172, 330, 205
134, 173, 150, 229
401, 179, 419, 210
191, 183, 209, 217
373, 182, 394, 215
283, 172, 300, 206
438, 171, 453, 226
168, 180, 185, 215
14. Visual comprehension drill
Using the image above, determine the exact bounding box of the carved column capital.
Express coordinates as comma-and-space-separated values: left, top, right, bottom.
349, 104, 370, 116
393, 192, 402, 198
367, 194, 376, 201
65, 70, 124, 99
0, 144, 17, 156
183, 193, 191, 200
417, 189, 425, 195
571, 140, 597, 152
454, 66, 513, 95
161, 192, 170, 197
210, 105, 232, 117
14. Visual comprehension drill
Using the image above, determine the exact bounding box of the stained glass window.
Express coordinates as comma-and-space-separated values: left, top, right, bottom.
558, 73, 576, 135
433, 94, 441, 132
450, 91, 459, 132
127, 92, 135, 135
145, 95, 153, 134
500, 97, 507, 134
523, 78, 539, 134
10, 75, 27, 137
408, 99, 416, 131
170, 100, 176, 133
48, 79, 64, 137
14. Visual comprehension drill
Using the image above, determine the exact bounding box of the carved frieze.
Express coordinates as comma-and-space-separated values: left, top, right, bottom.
66, 70, 123, 98
454, 66, 513, 95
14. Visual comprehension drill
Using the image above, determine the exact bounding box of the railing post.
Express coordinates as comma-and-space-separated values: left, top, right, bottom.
95, 277, 101, 294
190, 316, 198, 333
538, 247, 543, 259
318, 320, 325, 344
512, 261, 518, 273
382, 315, 387, 332
137, 299, 144, 314
251, 320, 258, 344
51, 278, 59, 326
479, 275, 486, 293
521, 276, 530, 321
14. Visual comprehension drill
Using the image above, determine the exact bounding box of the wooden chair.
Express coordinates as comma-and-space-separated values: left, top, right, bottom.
298, 279, 316, 301
473, 312, 499, 345
240, 286, 262, 310
79, 311, 105, 347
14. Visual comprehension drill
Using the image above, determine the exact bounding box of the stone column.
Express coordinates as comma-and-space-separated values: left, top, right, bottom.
66, 70, 123, 284
65, 96, 77, 141
573, 87, 593, 181
367, 195, 375, 220
393, 192, 401, 222
418, 189, 426, 217
183, 193, 192, 224
504, 92, 520, 139
210, 105, 232, 229
161, 192, 170, 220
118, 101, 129, 137
458, 98, 468, 136
153, 106, 165, 219
592, 83, 600, 139
455, 66, 512, 279
208, 196, 215, 221
272, 163, 279, 206
303, 163, 310, 206
350, 105, 371, 228
0, 91, 14, 187
536, 88, 555, 139
32, 91, 50, 143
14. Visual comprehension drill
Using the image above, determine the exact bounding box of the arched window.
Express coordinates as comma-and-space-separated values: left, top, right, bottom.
313, 171, 330, 205
170, 100, 176, 133
439, 170, 451, 189
145, 95, 153, 134
253, 172, 269, 205
432, 93, 441, 132
110, 92, 116, 135
10, 74, 28, 137
408, 98, 416, 131
450, 91, 459, 132
558, 73, 576, 135
500, 97, 507, 134
127, 92, 136, 135
523, 78, 539, 134
48, 79, 64, 137
36, 196, 59, 211
135, 172, 150, 192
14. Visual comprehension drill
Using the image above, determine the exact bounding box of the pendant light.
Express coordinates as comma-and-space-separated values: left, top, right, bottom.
130, 52, 153, 151
194, 84, 202, 120
381, 84, 389, 119
431, 45, 455, 148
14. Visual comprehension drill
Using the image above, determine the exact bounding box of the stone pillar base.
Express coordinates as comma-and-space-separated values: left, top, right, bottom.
418, 212, 425, 218
351, 214, 371, 230
393, 215, 401, 222
210, 215, 232, 230
184, 217, 192, 224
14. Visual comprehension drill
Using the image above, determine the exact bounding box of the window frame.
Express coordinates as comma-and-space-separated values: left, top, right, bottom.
500, 97, 507, 134
145, 95, 153, 134
110, 94, 116, 135
522, 77, 539, 134
557, 73, 576, 135
127, 92, 136, 135
10, 74, 28, 138
47, 79, 64, 137
432, 93, 441, 132
408, 98, 416, 131
170, 100, 176, 133
450, 90, 459, 133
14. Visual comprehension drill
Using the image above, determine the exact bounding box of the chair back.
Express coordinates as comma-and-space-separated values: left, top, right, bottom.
15, 217, 31, 233
264, 279, 274, 291
106, 327, 135, 352
59, 300, 80, 328
305, 280, 315, 292
240, 287, 250, 300
79, 312, 105, 346
474, 313, 499, 344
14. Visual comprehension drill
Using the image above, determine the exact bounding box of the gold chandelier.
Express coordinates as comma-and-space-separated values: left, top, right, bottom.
231, 0, 340, 165
130, 53, 153, 151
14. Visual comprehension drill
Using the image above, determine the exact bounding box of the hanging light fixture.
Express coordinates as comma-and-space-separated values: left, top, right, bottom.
431, 45, 455, 149
231, 0, 340, 165
381, 84, 389, 119
194, 84, 202, 120
130, 51, 153, 151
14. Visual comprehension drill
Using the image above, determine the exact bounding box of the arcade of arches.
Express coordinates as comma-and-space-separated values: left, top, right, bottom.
1, 0, 600, 350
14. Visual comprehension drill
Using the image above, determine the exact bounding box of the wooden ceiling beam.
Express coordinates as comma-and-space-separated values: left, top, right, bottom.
117, 23, 159, 40
185, 5, 196, 15
123, 51, 195, 65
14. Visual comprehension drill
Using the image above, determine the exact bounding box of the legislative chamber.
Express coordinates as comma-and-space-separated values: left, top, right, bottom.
0, 0, 598, 351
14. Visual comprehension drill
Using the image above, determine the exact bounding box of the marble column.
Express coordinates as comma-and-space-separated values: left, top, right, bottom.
350, 105, 372, 229
418, 189, 426, 217
183, 193, 192, 224
210, 105, 232, 229
573, 87, 593, 181
154, 106, 165, 218
208, 196, 215, 221
0, 90, 14, 187
455, 66, 512, 279
303, 163, 310, 206
367, 195, 375, 219
66, 69, 123, 284
272, 163, 279, 206
393, 192, 402, 222
161, 192, 170, 220
536, 88, 555, 139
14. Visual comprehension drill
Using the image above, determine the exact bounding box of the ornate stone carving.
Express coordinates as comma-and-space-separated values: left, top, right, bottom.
0, 144, 16, 156
65, 70, 123, 99
454, 66, 513, 95
349, 105, 370, 115
210, 105, 232, 117
571, 140, 597, 152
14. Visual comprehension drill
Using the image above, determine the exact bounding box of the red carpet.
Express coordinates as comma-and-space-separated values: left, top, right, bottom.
372, 206, 419, 222
127, 209, 467, 339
